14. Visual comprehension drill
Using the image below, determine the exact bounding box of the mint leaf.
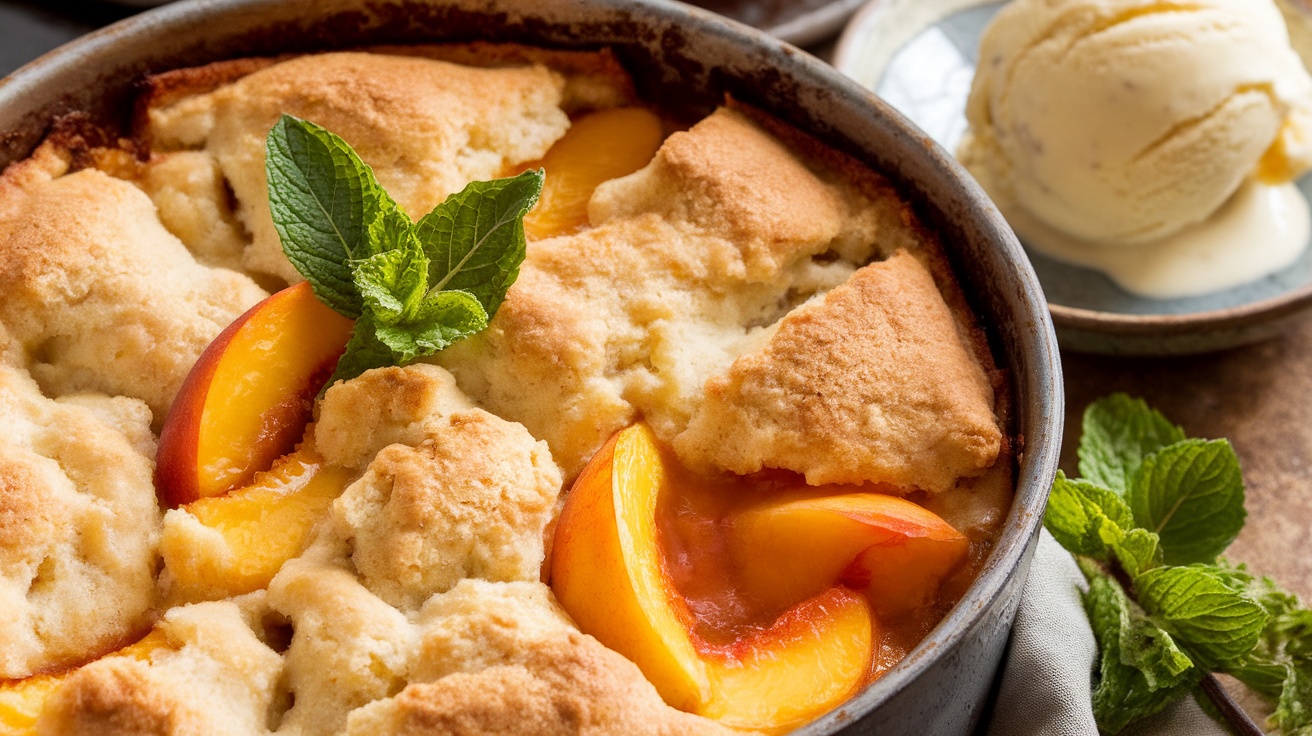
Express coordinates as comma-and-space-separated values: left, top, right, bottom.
366, 198, 416, 257
353, 243, 488, 363
1230, 575, 1312, 732
1232, 656, 1290, 697
1137, 565, 1267, 671
266, 115, 399, 318
1082, 563, 1200, 733
265, 117, 537, 390
1100, 526, 1163, 578
1128, 439, 1246, 565
1053, 395, 1312, 735
414, 170, 544, 318
354, 239, 431, 326
372, 290, 487, 362
1044, 472, 1134, 559
1078, 394, 1185, 493
1273, 661, 1312, 734
327, 316, 396, 386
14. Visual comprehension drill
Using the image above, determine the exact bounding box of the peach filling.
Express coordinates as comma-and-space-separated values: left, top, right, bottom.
161, 433, 355, 602
522, 106, 665, 239
549, 424, 972, 733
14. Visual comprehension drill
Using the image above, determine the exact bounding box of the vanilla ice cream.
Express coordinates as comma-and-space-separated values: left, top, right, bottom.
961, 0, 1312, 247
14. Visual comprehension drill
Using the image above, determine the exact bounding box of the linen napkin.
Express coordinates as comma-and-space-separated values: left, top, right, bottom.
986, 531, 1229, 736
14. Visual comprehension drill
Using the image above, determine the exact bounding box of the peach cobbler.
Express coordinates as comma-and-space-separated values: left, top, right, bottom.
0, 45, 1013, 736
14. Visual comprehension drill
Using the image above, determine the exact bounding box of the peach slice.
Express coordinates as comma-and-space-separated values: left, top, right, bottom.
700, 587, 874, 734
550, 424, 711, 712
161, 437, 353, 602
729, 493, 969, 618
0, 630, 171, 735
155, 282, 353, 507
524, 107, 664, 239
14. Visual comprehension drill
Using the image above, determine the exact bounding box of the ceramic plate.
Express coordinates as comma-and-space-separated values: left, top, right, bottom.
834, 0, 1312, 354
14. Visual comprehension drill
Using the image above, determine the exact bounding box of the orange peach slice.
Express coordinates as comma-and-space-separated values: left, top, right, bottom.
550, 424, 711, 712
0, 630, 171, 735
155, 282, 353, 507
700, 587, 874, 733
729, 493, 969, 618
162, 437, 353, 602
524, 107, 664, 239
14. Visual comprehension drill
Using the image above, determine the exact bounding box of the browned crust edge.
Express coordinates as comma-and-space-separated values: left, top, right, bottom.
730, 97, 1016, 464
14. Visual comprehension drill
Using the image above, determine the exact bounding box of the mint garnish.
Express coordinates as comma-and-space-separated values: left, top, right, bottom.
264, 114, 543, 385
1081, 563, 1199, 733
1135, 565, 1266, 671
1049, 394, 1312, 734
1077, 393, 1186, 492
1128, 439, 1246, 566
414, 174, 543, 318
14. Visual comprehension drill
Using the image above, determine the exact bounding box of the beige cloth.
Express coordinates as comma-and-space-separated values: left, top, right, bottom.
987, 531, 1228, 736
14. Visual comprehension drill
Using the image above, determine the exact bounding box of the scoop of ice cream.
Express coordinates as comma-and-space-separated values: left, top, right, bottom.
960, 0, 1312, 245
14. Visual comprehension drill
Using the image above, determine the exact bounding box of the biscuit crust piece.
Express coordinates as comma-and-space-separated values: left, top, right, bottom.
347, 580, 736, 736
675, 250, 1002, 493
0, 149, 267, 419
439, 108, 895, 478
34, 601, 284, 736
333, 407, 562, 610
147, 52, 572, 282
0, 367, 158, 679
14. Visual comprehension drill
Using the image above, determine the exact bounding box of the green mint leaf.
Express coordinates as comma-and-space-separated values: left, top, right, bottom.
1273, 661, 1312, 734
354, 238, 431, 327
371, 290, 487, 363
365, 197, 416, 258
414, 169, 544, 319
1128, 439, 1246, 565
1252, 574, 1302, 622
1121, 611, 1197, 690
1231, 655, 1290, 697
352, 242, 488, 363
1081, 563, 1200, 733
264, 118, 535, 394
1137, 565, 1268, 671
1044, 471, 1134, 560
1078, 394, 1185, 493
326, 316, 396, 387
266, 114, 400, 318
1231, 574, 1312, 731
1100, 526, 1163, 579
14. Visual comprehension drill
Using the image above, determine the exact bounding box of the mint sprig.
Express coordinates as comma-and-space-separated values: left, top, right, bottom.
1048, 394, 1312, 735
1129, 439, 1246, 565
264, 115, 543, 385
